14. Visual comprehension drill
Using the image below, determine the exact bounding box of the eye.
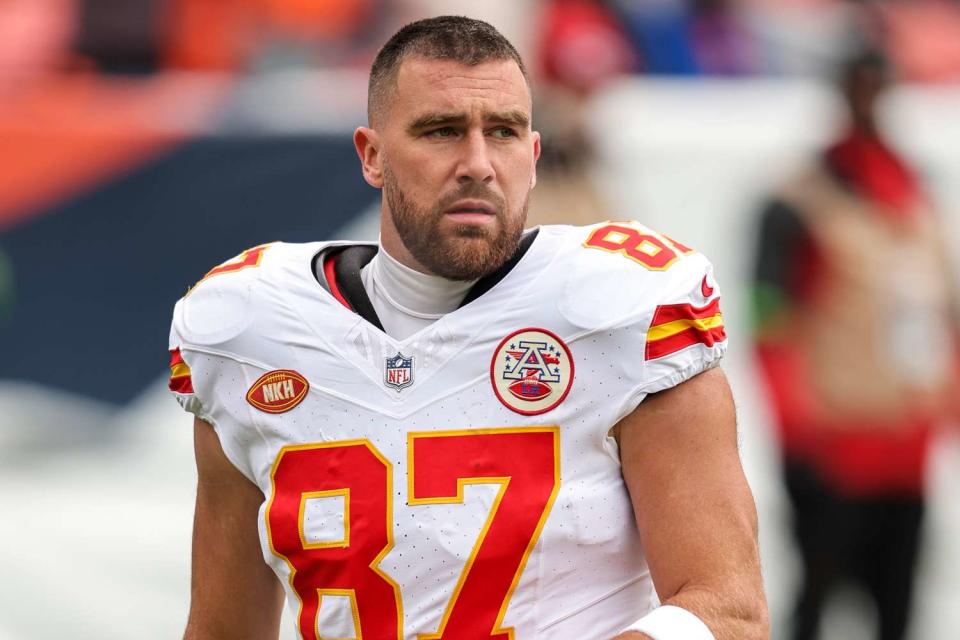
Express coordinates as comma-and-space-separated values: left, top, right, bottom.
490, 127, 518, 139
427, 127, 457, 138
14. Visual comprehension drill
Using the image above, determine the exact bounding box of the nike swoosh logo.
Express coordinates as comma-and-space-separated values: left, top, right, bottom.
701, 275, 714, 298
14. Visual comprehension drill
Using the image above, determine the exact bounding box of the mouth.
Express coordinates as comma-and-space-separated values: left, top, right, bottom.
445, 200, 496, 215
443, 200, 498, 224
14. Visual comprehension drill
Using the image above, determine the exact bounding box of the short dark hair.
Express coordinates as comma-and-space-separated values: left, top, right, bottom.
368, 15, 528, 124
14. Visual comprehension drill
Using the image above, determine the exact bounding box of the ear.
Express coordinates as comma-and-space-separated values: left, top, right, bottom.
530, 130, 541, 190
354, 127, 383, 188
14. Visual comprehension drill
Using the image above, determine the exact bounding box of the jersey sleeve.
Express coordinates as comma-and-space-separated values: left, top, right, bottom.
165, 243, 274, 421
558, 222, 728, 402
636, 251, 727, 395
167, 298, 207, 419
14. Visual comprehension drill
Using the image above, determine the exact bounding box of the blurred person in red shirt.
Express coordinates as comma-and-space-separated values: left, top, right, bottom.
752, 49, 960, 640
526, 0, 633, 227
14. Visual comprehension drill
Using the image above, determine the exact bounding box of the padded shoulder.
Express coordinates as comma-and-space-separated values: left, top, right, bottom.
549, 221, 719, 332
545, 222, 726, 403
171, 242, 320, 348
174, 244, 272, 347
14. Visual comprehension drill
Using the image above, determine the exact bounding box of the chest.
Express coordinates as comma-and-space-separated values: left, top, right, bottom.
242, 338, 638, 639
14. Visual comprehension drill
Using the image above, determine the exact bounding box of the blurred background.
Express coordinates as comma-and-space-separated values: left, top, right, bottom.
1, 1, 959, 638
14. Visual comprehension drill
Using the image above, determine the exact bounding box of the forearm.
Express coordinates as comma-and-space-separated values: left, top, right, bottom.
610, 583, 768, 640
665, 584, 768, 639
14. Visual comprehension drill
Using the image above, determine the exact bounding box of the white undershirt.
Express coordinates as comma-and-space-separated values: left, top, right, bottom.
360, 245, 477, 340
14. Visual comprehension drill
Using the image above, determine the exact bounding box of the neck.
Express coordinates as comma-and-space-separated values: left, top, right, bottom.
360, 243, 477, 340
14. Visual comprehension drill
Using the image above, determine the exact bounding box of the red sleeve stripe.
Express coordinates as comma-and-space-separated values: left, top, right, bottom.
645, 300, 726, 361
168, 348, 194, 394
323, 251, 353, 311
649, 297, 721, 325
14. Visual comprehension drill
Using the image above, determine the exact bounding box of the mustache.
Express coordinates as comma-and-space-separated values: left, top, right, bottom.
437, 182, 506, 213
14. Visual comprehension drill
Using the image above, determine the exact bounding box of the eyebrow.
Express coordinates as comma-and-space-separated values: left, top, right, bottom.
407, 109, 530, 133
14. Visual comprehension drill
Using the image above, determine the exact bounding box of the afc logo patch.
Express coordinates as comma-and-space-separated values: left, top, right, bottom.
490, 328, 574, 415
384, 352, 414, 392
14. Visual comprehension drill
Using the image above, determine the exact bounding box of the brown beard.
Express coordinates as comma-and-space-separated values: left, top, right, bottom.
384, 166, 528, 281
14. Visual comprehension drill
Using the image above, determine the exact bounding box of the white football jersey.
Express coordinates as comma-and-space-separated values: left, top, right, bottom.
168, 222, 727, 640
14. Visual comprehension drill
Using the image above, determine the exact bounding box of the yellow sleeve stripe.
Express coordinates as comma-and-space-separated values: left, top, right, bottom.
647, 313, 724, 342
170, 362, 192, 379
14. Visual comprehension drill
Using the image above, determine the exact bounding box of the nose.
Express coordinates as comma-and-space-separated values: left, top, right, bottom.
455, 129, 495, 184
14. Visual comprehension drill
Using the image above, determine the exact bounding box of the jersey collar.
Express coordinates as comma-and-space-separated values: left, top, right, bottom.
313, 229, 541, 333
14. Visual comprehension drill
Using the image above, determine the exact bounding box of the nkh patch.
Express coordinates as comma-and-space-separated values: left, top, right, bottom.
384, 352, 414, 391
246, 370, 309, 413
490, 328, 574, 415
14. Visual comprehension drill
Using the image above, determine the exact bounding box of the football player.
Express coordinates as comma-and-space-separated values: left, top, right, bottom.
169, 16, 768, 640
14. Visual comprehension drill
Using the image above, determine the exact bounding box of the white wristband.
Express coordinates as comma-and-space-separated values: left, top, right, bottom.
621, 605, 715, 639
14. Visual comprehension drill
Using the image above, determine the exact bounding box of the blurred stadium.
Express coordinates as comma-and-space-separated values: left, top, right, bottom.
1, 1, 959, 638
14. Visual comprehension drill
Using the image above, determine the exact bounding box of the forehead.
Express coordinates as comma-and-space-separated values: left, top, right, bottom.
390, 56, 531, 123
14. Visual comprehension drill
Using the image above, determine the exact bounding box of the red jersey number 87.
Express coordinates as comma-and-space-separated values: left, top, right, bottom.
266, 427, 561, 639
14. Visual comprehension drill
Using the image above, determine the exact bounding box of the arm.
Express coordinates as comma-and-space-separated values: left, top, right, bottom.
183, 417, 284, 640
611, 368, 768, 640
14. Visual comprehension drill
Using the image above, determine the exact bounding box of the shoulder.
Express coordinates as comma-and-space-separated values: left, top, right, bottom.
537, 222, 720, 330
170, 240, 331, 348
540, 222, 727, 397
186, 241, 321, 294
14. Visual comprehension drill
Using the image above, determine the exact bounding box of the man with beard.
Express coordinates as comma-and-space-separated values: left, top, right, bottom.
168, 16, 767, 640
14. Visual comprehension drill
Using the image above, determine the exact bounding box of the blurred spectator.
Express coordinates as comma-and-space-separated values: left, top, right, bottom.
162, 0, 383, 72
8, 0, 956, 84
248, 0, 383, 70
540, 0, 637, 93
690, 0, 758, 75
527, 0, 633, 226
752, 50, 960, 640
0, 0, 78, 82
612, 0, 757, 75
260, 0, 375, 41
613, 0, 700, 74
161, 0, 255, 71
74, 0, 164, 74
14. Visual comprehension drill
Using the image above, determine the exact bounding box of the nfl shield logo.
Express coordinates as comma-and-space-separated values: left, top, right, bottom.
384, 352, 414, 391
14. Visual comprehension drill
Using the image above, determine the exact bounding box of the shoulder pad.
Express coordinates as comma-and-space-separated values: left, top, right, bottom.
556, 221, 716, 330
173, 244, 280, 347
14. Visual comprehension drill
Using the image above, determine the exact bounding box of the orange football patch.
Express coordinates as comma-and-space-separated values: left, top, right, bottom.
246, 370, 309, 414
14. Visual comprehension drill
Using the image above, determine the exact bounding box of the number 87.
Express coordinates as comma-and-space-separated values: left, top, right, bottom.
266, 427, 560, 639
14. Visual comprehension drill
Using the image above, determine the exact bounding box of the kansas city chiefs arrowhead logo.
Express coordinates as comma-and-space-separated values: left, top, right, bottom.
491, 328, 574, 415
246, 370, 309, 414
